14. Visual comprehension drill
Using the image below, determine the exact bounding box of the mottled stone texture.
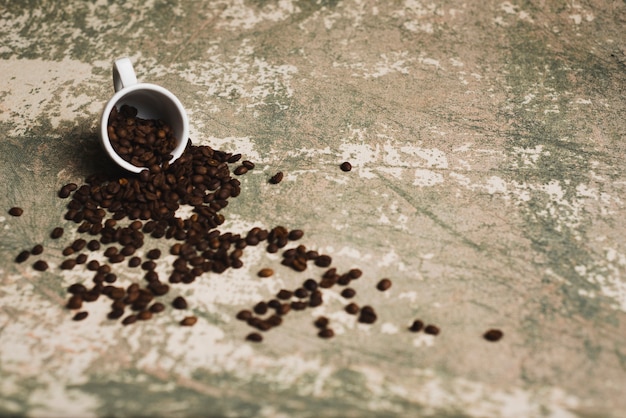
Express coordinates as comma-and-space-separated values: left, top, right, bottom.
1, 1, 625, 417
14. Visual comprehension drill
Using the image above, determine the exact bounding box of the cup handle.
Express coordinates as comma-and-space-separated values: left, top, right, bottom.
113, 57, 138, 92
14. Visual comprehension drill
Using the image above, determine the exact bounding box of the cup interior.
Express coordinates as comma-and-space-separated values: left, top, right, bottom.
100, 83, 189, 173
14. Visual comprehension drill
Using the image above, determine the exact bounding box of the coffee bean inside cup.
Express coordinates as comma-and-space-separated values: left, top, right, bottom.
107, 105, 177, 168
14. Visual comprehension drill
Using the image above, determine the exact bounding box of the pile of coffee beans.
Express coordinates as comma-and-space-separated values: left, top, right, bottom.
10, 106, 504, 344
107, 104, 178, 168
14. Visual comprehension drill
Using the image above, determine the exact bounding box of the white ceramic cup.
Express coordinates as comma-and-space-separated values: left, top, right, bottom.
100, 57, 189, 173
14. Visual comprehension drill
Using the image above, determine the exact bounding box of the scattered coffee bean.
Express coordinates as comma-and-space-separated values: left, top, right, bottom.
258, 268, 274, 278
180, 316, 197, 326
288, 229, 304, 241
58, 183, 78, 198
31, 244, 43, 255
303, 279, 318, 291
87, 240, 100, 251
128, 256, 142, 268
314, 255, 332, 268
376, 278, 392, 291
60, 259, 77, 270
358, 306, 377, 324
66, 295, 83, 310
409, 320, 424, 332
340, 288, 356, 299
73, 311, 88, 321
314, 316, 329, 329
340, 161, 352, 172
483, 329, 503, 342
234, 166, 248, 175
424, 325, 440, 335
15, 250, 30, 263
149, 302, 165, 313
50, 227, 64, 239
8, 207, 23, 217
246, 332, 263, 342
318, 328, 334, 339
172, 296, 188, 310
345, 303, 359, 315
138, 310, 153, 321
122, 315, 138, 325
269, 171, 283, 184
253, 301, 268, 315
236, 309, 253, 321
33, 260, 48, 271
146, 249, 161, 259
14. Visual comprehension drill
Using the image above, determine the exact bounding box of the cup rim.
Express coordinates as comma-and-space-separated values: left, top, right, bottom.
100, 83, 189, 174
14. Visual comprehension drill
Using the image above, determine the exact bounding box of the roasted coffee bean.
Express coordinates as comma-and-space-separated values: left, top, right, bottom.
122, 315, 138, 325
358, 306, 378, 324
137, 310, 153, 321
108, 105, 178, 168
68, 283, 87, 295
269, 171, 283, 184
276, 303, 291, 315
73, 311, 88, 321
180, 316, 197, 326
109, 287, 126, 300
246, 332, 263, 342
15, 250, 30, 263
141, 260, 156, 271
108, 308, 124, 320
483, 329, 503, 342
288, 229, 304, 241
340, 161, 352, 172
290, 301, 307, 310
58, 183, 77, 198
242, 160, 255, 170
8, 207, 23, 217
87, 240, 100, 251
376, 278, 392, 291
75, 254, 87, 264
233, 166, 248, 175
236, 309, 253, 321
409, 320, 424, 332
314, 255, 332, 268
31, 244, 43, 255
109, 254, 125, 263
104, 273, 117, 283
50, 227, 64, 239
86, 260, 99, 271
149, 302, 165, 313
71, 239, 87, 252
258, 268, 274, 278
67, 295, 83, 309
128, 256, 142, 268
309, 291, 323, 308
277, 289, 293, 300
253, 301, 268, 315
33, 260, 48, 271
318, 328, 334, 339
340, 288, 356, 299
172, 296, 188, 310
424, 325, 440, 335
146, 249, 161, 259
293, 288, 309, 299
60, 259, 77, 270
98, 264, 111, 275
345, 303, 359, 315
314, 316, 329, 329
303, 279, 318, 291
